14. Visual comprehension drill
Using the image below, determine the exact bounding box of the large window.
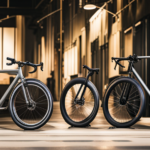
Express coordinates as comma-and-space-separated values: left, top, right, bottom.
64, 46, 78, 78
0, 27, 15, 70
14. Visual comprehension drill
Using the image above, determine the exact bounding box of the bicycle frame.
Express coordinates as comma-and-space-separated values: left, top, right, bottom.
74, 71, 94, 102
130, 56, 150, 96
0, 67, 28, 107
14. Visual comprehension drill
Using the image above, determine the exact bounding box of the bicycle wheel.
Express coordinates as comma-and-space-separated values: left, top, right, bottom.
60, 78, 99, 127
103, 77, 145, 128
9, 79, 53, 130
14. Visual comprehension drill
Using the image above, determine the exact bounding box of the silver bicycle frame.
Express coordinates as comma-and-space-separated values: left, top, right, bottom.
132, 56, 150, 96
0, 67, 28, 107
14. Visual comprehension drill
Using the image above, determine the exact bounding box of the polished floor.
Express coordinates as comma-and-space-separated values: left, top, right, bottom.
0, 102, 150, 149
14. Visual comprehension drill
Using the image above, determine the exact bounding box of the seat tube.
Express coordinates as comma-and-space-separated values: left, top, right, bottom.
18, 67, 29, 104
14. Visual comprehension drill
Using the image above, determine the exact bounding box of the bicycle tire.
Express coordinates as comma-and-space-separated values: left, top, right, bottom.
103, 77, 145, 128
60, 78, 99, 127
9, 79, 53, 130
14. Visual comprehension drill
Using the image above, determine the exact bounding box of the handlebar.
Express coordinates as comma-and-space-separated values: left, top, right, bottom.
6, 57, 43, 74
112, 54, 140, 70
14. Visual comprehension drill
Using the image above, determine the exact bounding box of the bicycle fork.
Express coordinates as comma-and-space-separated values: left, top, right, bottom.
19, 67, 31, 105
74, 71, 94, 105
119, 83, 132, 105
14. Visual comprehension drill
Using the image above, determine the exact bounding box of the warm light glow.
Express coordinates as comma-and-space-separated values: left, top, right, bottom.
135, 21, 141, 27
3, 28, 15, 69
83, 4, 96, 10
124, 26, 132, 34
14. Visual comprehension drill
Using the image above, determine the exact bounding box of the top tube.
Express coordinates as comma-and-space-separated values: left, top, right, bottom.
137, 56, 150, 59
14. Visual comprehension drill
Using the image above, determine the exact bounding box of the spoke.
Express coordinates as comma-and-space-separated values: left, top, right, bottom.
128, 90, 138, 98
128, 95, 140, 101
126, 106, 137, 116
16, 105, 27, 111
34, 108, 43, 118
36, 106, 47, 112
35, 95, 45, 102
33, 87, 38, 99
36, 99, 47, 103
128, 99, 140, 102
18, 109, 28, 118
118, 84, 122, 93
114, 87, 120, 97
127, 102, 139, 109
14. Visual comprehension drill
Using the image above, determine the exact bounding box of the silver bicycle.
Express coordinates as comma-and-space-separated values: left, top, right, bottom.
0, 57, 53, 130
103, 54, 147, 128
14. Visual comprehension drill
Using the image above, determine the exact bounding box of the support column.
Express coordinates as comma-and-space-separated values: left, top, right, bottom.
59, 0, 62, 100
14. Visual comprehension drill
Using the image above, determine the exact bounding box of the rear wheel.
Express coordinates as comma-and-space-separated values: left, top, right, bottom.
9, 79, 53, 130
103, 77, 145, 128
60, 78, 99, 127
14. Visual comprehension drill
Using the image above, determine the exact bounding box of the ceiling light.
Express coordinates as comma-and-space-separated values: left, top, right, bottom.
83, 4, 97, 10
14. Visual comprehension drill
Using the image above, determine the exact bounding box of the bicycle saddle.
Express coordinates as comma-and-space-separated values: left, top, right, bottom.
83, 65, 99, 74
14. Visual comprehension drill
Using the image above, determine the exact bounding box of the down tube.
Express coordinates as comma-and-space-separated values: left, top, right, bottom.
132, 67, 150, 95
0, 74, 20, 107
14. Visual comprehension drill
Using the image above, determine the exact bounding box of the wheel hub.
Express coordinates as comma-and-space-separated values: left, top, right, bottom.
120, 97, 127, 105
74, 97, 85, 106
28, 100, 36, 111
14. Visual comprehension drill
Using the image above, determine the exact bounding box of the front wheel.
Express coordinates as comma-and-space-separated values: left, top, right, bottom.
103, 77, 145, 128
9, 79, 53, 130
60, 78, 99, 127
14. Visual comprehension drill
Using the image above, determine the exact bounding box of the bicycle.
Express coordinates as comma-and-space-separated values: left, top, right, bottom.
60, 65, 100, 127
0, 57, 53, 130
103, 54, 146, 128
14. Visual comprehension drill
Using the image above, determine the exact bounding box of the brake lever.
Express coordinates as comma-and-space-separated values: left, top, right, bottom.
114, 63, 117, 70
40, 62, 43, 71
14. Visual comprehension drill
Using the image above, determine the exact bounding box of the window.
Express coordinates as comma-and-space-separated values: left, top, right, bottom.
2, 27, 15, 69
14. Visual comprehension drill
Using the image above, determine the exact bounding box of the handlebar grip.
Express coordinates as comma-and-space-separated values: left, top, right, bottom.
6, 57, 15, 66
7, 57, 15, 61
83, 65, 86, 68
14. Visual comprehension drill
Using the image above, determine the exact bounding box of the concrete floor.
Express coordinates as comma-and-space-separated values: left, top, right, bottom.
0, 102, 150, 149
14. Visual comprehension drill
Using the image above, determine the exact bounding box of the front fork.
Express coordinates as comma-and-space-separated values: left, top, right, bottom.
119, 83, 132, 104
74, 71, 94, 103
119, 62, 133, 104
19, 67, 32, 105
21, 79, 32, 105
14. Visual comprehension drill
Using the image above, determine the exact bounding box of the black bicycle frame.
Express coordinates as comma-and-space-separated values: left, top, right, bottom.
74, 71, 94, 101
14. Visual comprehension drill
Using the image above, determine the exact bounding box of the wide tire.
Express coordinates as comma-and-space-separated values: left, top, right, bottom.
60, 78, 99, 127
103, 77, 145, 128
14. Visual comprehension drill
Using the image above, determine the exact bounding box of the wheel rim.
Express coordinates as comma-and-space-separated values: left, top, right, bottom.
13, 84, 49, 126
107, 81, 141, 123
65, 83, 95, 122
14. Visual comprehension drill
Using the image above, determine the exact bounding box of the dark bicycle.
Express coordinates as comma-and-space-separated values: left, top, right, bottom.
103, 54, 146, 128
60, 65, 100, 127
